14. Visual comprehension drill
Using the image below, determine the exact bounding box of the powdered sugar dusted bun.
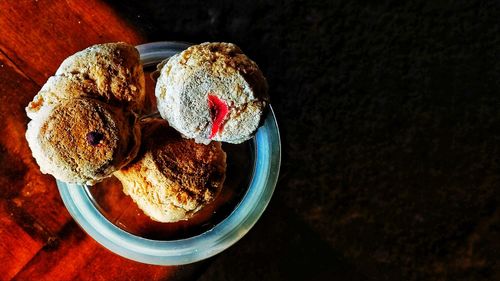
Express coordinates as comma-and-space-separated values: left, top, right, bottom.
26, 42, 145, 119
155, 42, 269, 144
26, 98, 141, 185
114, 118, 226, 222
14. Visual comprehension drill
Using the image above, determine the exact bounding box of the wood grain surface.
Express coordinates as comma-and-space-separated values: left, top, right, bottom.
0, 1, 182, 280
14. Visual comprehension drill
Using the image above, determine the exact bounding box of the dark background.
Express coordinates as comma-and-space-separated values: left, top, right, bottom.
105, 1, 500, 280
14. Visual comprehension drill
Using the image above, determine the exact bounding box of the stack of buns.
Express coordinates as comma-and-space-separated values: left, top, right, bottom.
26, 42, 268, 222
26, 43, 144, 185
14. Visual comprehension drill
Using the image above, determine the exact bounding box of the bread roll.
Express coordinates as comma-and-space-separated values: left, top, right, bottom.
155, 42, 268, 144
26, 98, 140, 185
115, 118, 226, 222
26, 42, 145, 119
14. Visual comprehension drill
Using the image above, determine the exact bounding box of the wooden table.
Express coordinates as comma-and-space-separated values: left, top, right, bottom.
0, 1, 200, 280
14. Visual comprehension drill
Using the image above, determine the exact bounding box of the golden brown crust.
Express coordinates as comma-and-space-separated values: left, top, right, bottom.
115, 118, 226, 222
26, 42, 145, 119
25, 42, 145, 185
56, 42, 145, 110
31, 98, 140, 184
27, 74, 99, 117
146, 119, 226, 203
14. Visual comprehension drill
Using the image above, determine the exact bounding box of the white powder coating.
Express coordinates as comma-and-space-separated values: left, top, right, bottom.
26, 105, 57, 177
155, 42, 269, 144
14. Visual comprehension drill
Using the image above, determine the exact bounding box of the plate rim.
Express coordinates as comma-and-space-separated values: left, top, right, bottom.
56, 41, 281, 265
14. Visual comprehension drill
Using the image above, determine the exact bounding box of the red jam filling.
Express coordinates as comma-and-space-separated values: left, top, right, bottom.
207, 94, 229, 139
